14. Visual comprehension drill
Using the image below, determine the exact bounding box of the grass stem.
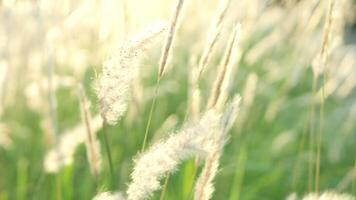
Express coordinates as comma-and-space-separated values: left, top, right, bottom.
308, 77, 317, 192
141, 78, 161, 152
159, 174, 170, 200
102, 119, 115, 188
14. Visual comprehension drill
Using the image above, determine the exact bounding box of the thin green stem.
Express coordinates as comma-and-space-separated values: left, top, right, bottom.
102, 119, 115, 188
141, 78, 161, 152
291, 113, 309, 191
186, 157, 200, 200
56, 175, 62, 200
159, 174, 170, 200
31, 172, 45, 200
16, 159, 28, 200
353, 160, 356, 194
308, 76, 317, 192
229, 145, 247, 200
47, 53, 62, 200
315, 66, 326, 193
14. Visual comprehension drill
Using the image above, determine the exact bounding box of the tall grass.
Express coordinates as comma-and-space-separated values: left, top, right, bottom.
0, 0, 355, 200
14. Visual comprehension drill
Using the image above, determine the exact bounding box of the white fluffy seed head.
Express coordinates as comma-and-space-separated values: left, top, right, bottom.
194, 95, 241, 200
97, 22, 166, 125
194, 149, 221, 200
127, 95, 241, 200
127, 110, 222, 200
302, 191, 355, 200
93, 192, 125, 200
44, 115, 102, 173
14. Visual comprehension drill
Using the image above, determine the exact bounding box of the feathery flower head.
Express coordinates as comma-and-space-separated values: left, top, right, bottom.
207, 24, 241, 110
127, 110, 222, 200
194, 94, 241, 200
303, 191, 355, 200
44, 115, 102, 173
93, 192, 125, 200
98, 22, 166, 125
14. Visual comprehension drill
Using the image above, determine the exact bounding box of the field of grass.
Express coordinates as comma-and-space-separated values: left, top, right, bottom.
0, 0, 355, 199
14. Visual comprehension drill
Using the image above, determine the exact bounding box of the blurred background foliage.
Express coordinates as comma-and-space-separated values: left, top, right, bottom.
0, 0, 355, 199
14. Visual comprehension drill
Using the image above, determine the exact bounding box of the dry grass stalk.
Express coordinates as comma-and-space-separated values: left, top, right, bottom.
78, 85, 102, 178
207, 24, 241, 110
97, 22, 166, 125
198, 0, 231, 77
312, 0, 335, 193
189, 0, 231, 120
312, 0, 335, 79
319, 0, 335, 63
141, 0, 185, 152
158, 0, 185, 77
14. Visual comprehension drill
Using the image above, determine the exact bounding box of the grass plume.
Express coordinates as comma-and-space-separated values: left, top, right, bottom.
158, 0, 185, 77
78, 84, 102, 180
207, 24, 241, 110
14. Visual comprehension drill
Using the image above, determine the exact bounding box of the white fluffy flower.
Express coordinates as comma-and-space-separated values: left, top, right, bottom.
303, 192, 355, 200
93, 192, 125, 200
44, 115, 102, 173
97, 22, 166, 125
127, 110, 222, 200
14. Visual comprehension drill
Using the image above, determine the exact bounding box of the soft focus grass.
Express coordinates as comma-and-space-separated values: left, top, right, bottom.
0, 1, 356, 200
1, 41, 355, 199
